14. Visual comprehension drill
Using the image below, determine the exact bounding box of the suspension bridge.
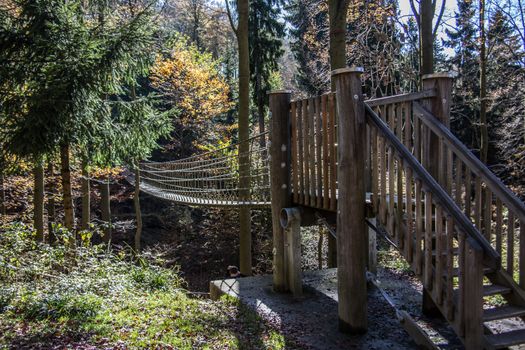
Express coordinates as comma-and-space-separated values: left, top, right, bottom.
129, 132, 271, 208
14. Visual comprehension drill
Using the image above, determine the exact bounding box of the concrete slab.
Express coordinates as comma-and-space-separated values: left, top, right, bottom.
210, 268, 419, 350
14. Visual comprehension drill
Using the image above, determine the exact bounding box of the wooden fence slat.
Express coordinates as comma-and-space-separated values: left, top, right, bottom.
405, 168, 413, 262
435, 206, 444, 304
496, 198, 503, 255
508, 211, 515, 275
316, 96, 323, 208
457, 231, 466, 337
396, 105, 404, 248
322, 95, 330, 209
380, 130, 387, 226
455, 159, 463, 210
371, 125, 379, 214
474, 178, 482, 230
484, 186, 492, 241
424, 191, 433, 289
415, 180, 423, 276
446, 216, 454, 320
303, 99, 310, 205
520, 221, 525, 288
329, 94, 337, 211
297, 100, 305, 205
309, 97, 316, 207
291, 102, 299, 203
465, 169, 472, 218
414, 113, 421, 161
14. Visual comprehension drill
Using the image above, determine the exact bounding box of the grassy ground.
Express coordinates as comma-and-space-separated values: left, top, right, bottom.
0, 222, 294, 349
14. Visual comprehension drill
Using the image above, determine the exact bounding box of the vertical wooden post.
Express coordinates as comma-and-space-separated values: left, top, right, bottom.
422, 73, 453, 181
269, 90, 292, 293
333, 67, 367, 334
368, 217, 377, 275
464, 237, 484, 349
281, 207, 303, 297
421, 72, 453, 316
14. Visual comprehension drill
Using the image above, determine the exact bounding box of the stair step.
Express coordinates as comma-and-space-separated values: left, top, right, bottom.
444, 267, 494, 277
453, 284, 511, 298
482, 284, 512, 297
486, 329, 525, 349
483, 306, 525, 322
432, 248, 459, 256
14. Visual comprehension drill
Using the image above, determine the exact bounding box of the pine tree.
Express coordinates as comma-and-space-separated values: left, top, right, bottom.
443, 0, 479, 151
1, 1, 171, 239
486, 9, 525, 190
249, 0, 285, 139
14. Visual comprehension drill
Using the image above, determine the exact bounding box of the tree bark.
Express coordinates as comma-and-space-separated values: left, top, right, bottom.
81, 158, 90, 230
33, 162, 45, 241
237, 0, 252, 276
479, 0, 488, 163
328, 0, 350, 91
419, 0, 434, 76
47, 161, 56, 243
100, 176, 111, 242
60, 143, 75, 232
0, 166, 5, 217
134, 166, 142, 252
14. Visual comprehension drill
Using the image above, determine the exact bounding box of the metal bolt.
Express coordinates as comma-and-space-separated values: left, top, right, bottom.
354, 94, 359, 100
281, 162, 286, 168
281, 144, 287, 152
281, 184, 287, 189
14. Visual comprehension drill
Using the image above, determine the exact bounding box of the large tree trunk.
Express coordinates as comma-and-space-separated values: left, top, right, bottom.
81, 158, 90, 230
479, 0, 488, 163
328, 0, 349, 91
134, 166, 142, 252
419, 0, 434, 76
33, 162, 45, 241
0, 166, 5, 217
238, 0, 252, 276
327, 0, 349, 267
47, 161, 56, 244
60, 143, 75, 232
100, 176, 111, 242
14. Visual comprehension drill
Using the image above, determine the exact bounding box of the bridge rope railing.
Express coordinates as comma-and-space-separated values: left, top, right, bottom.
131, 132, 271, 208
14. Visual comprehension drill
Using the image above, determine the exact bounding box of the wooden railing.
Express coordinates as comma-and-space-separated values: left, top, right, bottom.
365, 101, 496, 343
370, 88, 525, 287
289, 93, 337, 211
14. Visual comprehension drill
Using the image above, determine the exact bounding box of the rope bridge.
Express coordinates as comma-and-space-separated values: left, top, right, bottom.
128, 132, 271, 208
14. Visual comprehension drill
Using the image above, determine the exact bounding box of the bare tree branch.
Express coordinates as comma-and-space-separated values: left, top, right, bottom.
409, 0, 421, 27
224, 0, 238, 36
432, 0, 446, 38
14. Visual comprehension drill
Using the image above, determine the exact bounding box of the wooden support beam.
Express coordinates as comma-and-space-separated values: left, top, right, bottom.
332, 67, 367, 334
464, 237, 484, 349
269, 90, 292, 293
421, 72, 453, 316
281, 207, 303, 297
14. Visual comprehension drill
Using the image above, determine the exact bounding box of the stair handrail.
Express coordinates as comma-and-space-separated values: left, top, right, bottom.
365, 103, 501, 268
413, 101, 525, 224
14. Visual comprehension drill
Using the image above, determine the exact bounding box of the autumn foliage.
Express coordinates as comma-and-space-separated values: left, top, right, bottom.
150, 36, 233, 128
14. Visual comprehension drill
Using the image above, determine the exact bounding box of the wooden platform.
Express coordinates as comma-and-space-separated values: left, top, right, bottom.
210, 269, 423, 350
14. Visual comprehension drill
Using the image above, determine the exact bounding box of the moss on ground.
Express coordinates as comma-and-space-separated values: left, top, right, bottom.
0, 222, 294, 349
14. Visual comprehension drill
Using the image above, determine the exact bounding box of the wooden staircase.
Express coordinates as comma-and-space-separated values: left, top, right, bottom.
364, 91, 525, 349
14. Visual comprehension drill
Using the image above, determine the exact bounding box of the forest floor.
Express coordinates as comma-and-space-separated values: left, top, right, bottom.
0, 171, 466, 349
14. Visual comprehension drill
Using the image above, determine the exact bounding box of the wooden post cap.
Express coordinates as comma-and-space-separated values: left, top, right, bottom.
268, 90, 292, 95
422, 72, 455, 80
331, 67, 364, 76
